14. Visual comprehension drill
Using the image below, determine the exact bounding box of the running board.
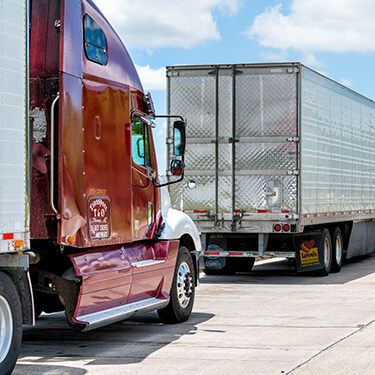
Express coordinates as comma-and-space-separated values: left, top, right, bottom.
76, 297, 170, 332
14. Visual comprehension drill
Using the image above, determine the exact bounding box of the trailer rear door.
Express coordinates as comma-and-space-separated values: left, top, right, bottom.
167, 64, 299, 230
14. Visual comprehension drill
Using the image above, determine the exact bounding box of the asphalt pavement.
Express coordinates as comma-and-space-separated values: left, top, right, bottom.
13, 254, 375, 374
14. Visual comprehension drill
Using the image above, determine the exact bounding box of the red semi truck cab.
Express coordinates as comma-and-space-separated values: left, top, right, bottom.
0, 0, 201, 373
28, 0, 201, 327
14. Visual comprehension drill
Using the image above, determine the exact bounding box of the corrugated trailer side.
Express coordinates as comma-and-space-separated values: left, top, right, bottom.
0, 0, 30, 252
0, 1, 32, 374
167, 62, 375, 276
299, 65, 375, 225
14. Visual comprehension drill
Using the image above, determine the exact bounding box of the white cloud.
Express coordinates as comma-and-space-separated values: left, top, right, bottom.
156, 121, 167, 137
260, 49, 289, 62
135, 65, 166, 91
94, 0, 240, 49
245, 0, 375, 53
301, 53, 324, 68
340, 78, 352, 87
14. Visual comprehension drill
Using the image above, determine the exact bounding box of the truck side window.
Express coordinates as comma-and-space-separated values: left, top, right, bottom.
83, 15, 108, 65
131, 118, 151, 168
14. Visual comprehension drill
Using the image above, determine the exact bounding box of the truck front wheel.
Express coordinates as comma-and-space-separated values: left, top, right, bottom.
0, 272, 22, 375
158, 247, 195, 324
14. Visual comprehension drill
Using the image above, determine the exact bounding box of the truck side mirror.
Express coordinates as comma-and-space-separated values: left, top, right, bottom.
171, 159, 183, 176
173, 120, 186, 156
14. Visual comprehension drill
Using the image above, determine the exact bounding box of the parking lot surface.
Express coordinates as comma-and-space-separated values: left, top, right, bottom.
14, 255, 375, 374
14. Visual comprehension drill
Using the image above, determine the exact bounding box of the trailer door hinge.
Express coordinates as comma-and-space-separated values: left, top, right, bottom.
287, 137, 300, 142
287, 170, 300, 176
166, 138, 173, 144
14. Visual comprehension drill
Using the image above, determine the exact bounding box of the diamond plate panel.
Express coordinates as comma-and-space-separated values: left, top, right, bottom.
169, 76, 216, 138
218, 143, 233, 171
218, 176, 233, 213
185, 143, 216, 170
236, 74, 297, 137
172, 175, 216, 212
236, 142, 297, 171
218, 75, 233, 138
235, 176, 297, 212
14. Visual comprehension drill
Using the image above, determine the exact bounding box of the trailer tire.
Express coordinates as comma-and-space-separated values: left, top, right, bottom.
158, 247, 195, 324
330, 227, 344, 273
316, 228, 332, 276
0, 272, 22, 375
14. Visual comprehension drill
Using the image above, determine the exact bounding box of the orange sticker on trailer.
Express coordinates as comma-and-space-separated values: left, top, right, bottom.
300, 240, 319, 265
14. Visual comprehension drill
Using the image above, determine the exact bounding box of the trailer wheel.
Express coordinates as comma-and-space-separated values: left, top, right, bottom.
0, 272, 22, 375
316, 228, 332, 276
331, 227, 344, 273
158, 247, 195, 324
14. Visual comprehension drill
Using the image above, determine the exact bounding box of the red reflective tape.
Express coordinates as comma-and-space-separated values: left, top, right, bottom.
193, 210, 207, 213
324, 213, 328, 216
258, 209, 272, 213
205, 252, 220, 256
228, 252, 243, 256
333, 213, 336, 216
3, 233, 13, 240
303, 215, 308, 218
341, 212, 344, 215
349, 211, 352, 214
314, 214, 318, 217
281, 210, 289, 213
234, 210, 246, 213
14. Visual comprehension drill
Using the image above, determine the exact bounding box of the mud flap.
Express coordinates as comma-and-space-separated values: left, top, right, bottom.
203, 241, 227, 270
204, 256, 227, 270
293, 231, 325, 273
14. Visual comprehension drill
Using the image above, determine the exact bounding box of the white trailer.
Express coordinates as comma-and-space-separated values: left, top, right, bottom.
0, 0, 33, 374
167, 62, 375, 276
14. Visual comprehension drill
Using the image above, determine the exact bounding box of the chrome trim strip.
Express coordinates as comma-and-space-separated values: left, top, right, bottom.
132, 259, 166, 268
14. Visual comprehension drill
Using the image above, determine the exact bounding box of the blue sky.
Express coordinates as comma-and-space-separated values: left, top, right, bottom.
94, 0, 375, 172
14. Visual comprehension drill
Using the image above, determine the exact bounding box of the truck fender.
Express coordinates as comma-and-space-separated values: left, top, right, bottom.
160, 208, 202, 254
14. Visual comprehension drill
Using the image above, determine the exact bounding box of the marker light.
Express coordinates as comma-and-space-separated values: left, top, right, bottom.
65, 236, 75, 244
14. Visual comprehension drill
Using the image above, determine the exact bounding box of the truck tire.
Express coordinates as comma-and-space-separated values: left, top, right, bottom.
330, 227, 344, 273
0, 272, 22, 375
158, 247, 195, 324
316, 228, 332, 276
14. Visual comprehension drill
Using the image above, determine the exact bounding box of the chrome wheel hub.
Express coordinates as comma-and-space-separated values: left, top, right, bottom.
323, 236, 331, 268
336, 235, 343, 264
177, 261, 193, 308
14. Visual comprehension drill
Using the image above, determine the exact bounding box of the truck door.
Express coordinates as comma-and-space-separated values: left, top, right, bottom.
131, 117, 156, 241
